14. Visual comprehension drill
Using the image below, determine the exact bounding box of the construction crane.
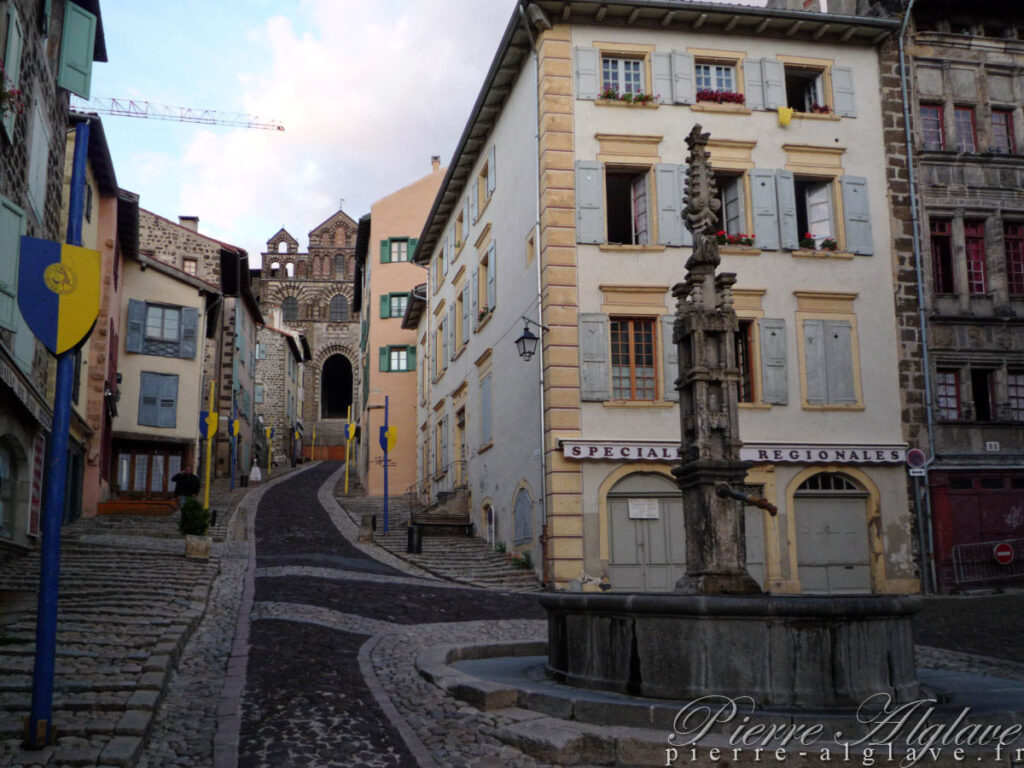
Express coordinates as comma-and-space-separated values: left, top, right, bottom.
69, 97, 285, 131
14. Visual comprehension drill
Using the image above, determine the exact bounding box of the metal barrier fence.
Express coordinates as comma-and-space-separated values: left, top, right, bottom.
952, 537, 1024, 584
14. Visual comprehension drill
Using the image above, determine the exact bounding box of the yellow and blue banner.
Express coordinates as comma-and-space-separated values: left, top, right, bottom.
18, 236, 100, 355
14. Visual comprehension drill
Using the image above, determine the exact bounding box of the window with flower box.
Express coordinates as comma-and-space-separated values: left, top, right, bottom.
713, 171, 751, 243
1005, 222, 1024, 297
602, 56, 645, 98
920, 104, 945, 150
784, 65, 828, 113
695, 61, 743, 105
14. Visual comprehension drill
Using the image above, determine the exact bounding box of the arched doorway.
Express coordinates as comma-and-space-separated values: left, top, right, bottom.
794, 471, 871, 594
320, 355, 353, 419
607, 472, 685, 592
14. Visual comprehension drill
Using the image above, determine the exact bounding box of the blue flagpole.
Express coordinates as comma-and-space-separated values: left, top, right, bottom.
26, 121, 90, 748
383, 396, 389, 534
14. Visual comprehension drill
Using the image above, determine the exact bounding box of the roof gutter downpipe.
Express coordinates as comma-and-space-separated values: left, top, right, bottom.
898, 0, 937, 594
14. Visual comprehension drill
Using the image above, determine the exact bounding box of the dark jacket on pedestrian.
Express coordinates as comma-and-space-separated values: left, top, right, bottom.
171, 471, 200, 497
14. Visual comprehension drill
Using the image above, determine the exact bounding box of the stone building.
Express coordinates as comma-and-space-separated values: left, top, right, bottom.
137, 210, 263, 481
254, 306, 310, 467
252, 208, 360, 447
414, 0, 917, 593
880, 0, 1024, 591
0, 0, 106, 555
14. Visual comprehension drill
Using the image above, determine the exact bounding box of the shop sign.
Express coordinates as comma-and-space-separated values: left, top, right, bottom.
740, 444, 906, 464
562, 441, 682, 462
628, 498, 659, 519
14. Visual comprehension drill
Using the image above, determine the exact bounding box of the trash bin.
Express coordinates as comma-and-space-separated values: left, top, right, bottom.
240, 475, 248, 487
406, 523, 423, 554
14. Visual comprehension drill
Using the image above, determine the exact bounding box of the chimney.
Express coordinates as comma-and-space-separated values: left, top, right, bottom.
431, 155, 441, 172
178, 215, 199, 232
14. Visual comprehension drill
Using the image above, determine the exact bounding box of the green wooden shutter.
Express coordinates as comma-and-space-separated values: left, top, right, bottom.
380, 294, 389, 319
41, 0, 52, 36
0, 196, 25, 331
407, 346, 416, 371
409, 237, 418, 258
2, 6, 23, 140
379, 347, 389, 372
57, 1, 96, 99
380, 239, 390, 263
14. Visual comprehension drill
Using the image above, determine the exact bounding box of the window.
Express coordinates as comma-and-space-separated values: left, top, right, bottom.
145, 305, 180, 341
455, 209, 465, 250
1006, 223, 1024, 297
714, 172, 748, 238
138, 372, 178, 428
794, 178, 834, 248
735, 319, 756, 404
696, 62, 736, 94
379, 345, 415, 372
0, 441, 14, 538
183, 258, 197, 276
991, 109, 1016, 154
954, 107, 977, 152
970, 369, 995, 422
920, 104, 945, 150
1007, 371, 1024, 422
610, 318, 656, 401
255, 383, 264, 404
380, 292, 408, 319
602, 56, 644, 97
390, 239, 409, 263
335, 253, 345, 278
281, 296, 298, 322
329, 294, 349, 322
606, 168, 650, 245
390, 347, 408, 372
0, 196, 26, 331
930, 219, 955, 294
935, 369, 960, 420
475, 241, 496, 321
784, 66, 826, 112
475, 146, 496, 214
964, 220, 987, 294
802, 319, 857, 406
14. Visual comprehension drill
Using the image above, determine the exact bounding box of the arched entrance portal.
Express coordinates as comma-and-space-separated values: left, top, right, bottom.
321, 355, 353, 419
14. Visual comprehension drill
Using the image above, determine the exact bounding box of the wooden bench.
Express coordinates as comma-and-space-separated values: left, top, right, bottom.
410, 514, 473, 536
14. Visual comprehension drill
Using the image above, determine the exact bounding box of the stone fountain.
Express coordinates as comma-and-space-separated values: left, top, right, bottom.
541, 125, 920, 709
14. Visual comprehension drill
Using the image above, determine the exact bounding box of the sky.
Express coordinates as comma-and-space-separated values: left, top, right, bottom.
87, 0, 766, 266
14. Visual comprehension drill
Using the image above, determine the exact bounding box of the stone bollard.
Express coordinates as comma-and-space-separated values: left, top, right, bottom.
358, 514, 375, 543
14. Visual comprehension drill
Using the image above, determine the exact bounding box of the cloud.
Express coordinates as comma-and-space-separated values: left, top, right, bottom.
174, 0, 516, 262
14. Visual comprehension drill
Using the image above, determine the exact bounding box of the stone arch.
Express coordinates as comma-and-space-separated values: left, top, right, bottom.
0, 433, 29, 538
597, 463, 676, 563
311, 344, 359, 421
320, 355, 353, 419
511, 481, 535, 548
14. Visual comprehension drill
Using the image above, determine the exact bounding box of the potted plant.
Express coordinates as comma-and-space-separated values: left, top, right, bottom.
696, 89, 746, 105
599, 86, 658, 104
478, 306, 490, 322
0, 64, 24, 121
808, 103, 832, 115
716, 230, 755, 247
800, 232, 818, 250
180, 497, 212, 559
820, 237, 838, 251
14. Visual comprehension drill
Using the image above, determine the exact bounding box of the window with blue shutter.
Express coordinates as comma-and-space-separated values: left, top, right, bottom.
744, 59, 765, 110
574, 47, 599, 100
0, 196, 25, 331
57, 1, 96, 99
840, 176, 873, 255
575, 162, 604, 245
802, 319, 857, 405
179, 307, 198, 359
774, 171, 799, 251
651, 52, 672, 105
579, 314, 611, 401
655, 164, 685, 247
480, 374, 492, 445
671, 52, 695, 105
832, 67, 857, 118
750, 170, 780, 251
762, 60, 786, 110
486, 241, 496, 311
138, 372, 178, 427
2, 6, 23, 140
759, 318, 788, 405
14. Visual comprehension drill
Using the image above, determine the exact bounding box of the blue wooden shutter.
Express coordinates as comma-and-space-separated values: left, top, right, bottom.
486, 241, 496, 310
662, 315, 678, 402
461, 199, 470, 244
825, 320, 857, 404
0, 197, 25, 331
461, 285, 470, 344
832, 66, 856, 118
2, 6, 23, 140
126, 299, 145, 353
441, 415, 449, 466
671, 52, 695, 104
775, 170, 799, 251
758, 318, 788, 405
763, 60, 786, 110
841, 176, 873, 255
486, 145, 496, 198
743, 59, 765, 110
441, 316, 448, 368
802, 319, 828, 405
470, 179, 479, 223
27, 106, 50, 224
379, 347, 389, 372
579, 313, 611, 401
380, 239, 390, 263
480, 376, 492, 444
575, 161, 604, 245
655, 164, 684, 246
678, 165, 693, 247
652, 52, 672, 104
179, 307, 198, 359
750, 170, 780, 251
57, 1, 96, 99
158, 374, 178, 428
447, 304, 456, 361
138, 372, 159, 426
431, 325, 437, 379
470, 266, 478, 327
574, 47, 599, 100
444, 228, 453, 274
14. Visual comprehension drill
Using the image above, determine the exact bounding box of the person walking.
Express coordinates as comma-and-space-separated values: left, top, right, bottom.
171, 465, 201, 509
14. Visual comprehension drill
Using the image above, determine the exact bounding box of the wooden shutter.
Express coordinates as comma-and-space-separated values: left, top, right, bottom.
406, 345, 417, 371
431, 326, 437, 379
832, 66, 856, 118
841, 176, 873, 255
743, 59, 765, 111
380, 239, 390, 263
27, 106, 50, 224
652, 52, 672, 104
2, 6, 23, 139
662, 315, 679, 402
441, 316, 449, 368
824, 320, 857, 404
57, 0, 96, 99
380, 294, 389, 319
470, 179, 479, 223
461, 285, 470, 344
723, 177, 746, 236
655, 164, 684, 246
774, 170, 799, 251
575, 161, 604, 245
750, 170, 780, 251
678, 165, 693, 247
0, 196, 25, 331
671, 51, 695, 104
758, 318, 788, 405
802, 319, 828, 405
158, 374, 178, 428
379, 347, 389, 372
486, 241, 496, 309
470, 266, 479, 327
441, 415, 449, 466
447, 304, 456, 363
138, 372, 160, 426
444, 228, 453, 275
763, 60, 786, 110
480, 376, 492, 444
579, 313, 611, 401
179, 307, 198, 359
125, 299, 145, 353
574, 46, 599, 100
486, 145, 496, 198
409, 237, 418, 258
461, 199, 470, 243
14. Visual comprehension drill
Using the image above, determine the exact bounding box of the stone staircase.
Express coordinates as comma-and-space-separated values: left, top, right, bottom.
337, 495, 543, 592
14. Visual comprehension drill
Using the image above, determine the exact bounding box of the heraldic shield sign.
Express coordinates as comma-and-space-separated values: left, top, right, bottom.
18, 236, 100, 355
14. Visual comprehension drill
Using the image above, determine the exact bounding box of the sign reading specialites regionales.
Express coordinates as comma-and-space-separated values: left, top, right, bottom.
561, 440, 906, 464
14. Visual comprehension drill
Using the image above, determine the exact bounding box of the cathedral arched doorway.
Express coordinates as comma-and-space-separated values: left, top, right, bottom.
321, 355, 353, 419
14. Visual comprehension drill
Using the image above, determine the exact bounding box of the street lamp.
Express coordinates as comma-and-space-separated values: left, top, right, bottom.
515, 323, 539, 361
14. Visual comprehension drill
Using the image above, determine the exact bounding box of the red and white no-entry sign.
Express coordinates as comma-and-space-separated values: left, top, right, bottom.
994, 542, 1014, 565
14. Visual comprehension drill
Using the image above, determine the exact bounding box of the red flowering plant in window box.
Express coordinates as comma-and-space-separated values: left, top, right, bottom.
0, 63, 25, 120
599, 85, 658, 104
800, 232, 818, 249
808, 103, 832, 114
696, 89, 746, 105
716, 230, 755, 246
820, 237, 838, 251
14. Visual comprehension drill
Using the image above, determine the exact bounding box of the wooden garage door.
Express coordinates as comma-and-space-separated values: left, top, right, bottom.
795, 473, 871, 594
